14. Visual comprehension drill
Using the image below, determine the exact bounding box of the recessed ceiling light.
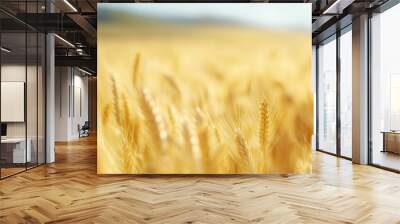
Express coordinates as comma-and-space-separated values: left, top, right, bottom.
1, 47, 11, 53
323, 0, 354, 15
54, 34, 75, 48
78, 67, 93, 76
63, 0, 78, 12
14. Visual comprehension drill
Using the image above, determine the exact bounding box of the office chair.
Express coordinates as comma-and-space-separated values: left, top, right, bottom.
79, 121, 90, 138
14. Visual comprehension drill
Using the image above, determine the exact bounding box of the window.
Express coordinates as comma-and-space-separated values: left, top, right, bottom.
339, 28, 352, 158
371, 3, 400, 171
317, 36, 337, 154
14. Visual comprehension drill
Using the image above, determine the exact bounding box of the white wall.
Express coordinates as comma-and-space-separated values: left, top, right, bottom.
55, 67, 70, 141
55, 67, 89, 141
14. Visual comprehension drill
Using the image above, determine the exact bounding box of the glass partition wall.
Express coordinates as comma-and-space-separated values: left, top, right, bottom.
0, 3, 46, 179
317, 35, 337, 155
370, 3, 400, 172
316, 27, 352, 159
339, 27, 352, 159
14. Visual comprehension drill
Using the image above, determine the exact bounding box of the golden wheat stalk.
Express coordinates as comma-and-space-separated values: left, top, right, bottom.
167, 106, 177, 135
138, 88, 168, 150
132, 53, 141, 88
118, 93, 141, 172
213, 126, 221, 145
181, 119, 193, 153
102, 104, 111, 125
258, 99, 269, 147
121, 93, 139, 146
162, 74, 181, 100
235, 129, 253, 173
181, 117, 202, 165
121, 93, 131, 125
235, 129, 249, 162
111, 77, 122, 127
197, 123, 210, 172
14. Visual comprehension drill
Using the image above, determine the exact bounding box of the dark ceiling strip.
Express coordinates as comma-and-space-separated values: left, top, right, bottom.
374, 0, 400, 12
0, 7, 37, 32
313, 14, 352, 44
67, 14, 97, 40
86, 0, 97, 11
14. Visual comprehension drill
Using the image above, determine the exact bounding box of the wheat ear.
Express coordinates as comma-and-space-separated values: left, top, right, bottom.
162, 74, 181, 100
258, 100, 269, 147
213, 126, 221, 145
102, 104, 111, 125
111, 77, 122, 127
235, 129, 249, 162
197, 124, 210, 172
182, 117, 202, 162
132, 53, 141, 88
138, 88, 168, 150
235, 129, 252, 173
121, 93, 139, 146
167, 106, 180, 138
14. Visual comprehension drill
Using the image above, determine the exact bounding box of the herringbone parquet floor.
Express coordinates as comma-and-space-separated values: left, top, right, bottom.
1, 135, 400, 224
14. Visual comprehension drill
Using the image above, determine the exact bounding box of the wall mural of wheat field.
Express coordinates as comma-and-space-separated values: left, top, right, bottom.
97, 3, 313, 174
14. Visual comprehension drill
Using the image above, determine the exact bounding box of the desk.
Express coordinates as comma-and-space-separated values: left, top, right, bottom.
382, 131, 400, 154
1, 138, 31, 163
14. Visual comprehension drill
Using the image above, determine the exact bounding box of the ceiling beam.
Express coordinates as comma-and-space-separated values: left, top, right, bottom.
67, 13, 97, 41
323, 0, 356, 14
55, 55, 96, 69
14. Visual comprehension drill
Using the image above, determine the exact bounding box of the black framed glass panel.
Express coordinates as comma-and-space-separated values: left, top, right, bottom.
317, 35, 337, 154
339, 27, 352, 158
37, 31, 45, 165
370, 4, 400, 171
0, 0, 46, 179
0, 29, 28, 178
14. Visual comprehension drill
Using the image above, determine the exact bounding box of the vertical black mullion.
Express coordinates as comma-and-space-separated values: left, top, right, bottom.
316, 45, 320, 150
44, 0, 48, 164
25, 0, 28, 171
73, 68, 75, 118
44, 34, 47, 164
36, 0, 39, 167
367, 11, 373, 165
44, 35, 47, 164
336, 29, 341, 157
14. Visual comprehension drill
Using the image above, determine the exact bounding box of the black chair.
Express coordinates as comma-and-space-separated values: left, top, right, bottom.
79, 121, 90, 138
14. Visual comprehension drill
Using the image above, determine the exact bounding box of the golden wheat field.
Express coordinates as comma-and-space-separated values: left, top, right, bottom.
97, 21, 312, 174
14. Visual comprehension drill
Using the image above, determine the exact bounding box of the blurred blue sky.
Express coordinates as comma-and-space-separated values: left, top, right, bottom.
99, 3, 311, 30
